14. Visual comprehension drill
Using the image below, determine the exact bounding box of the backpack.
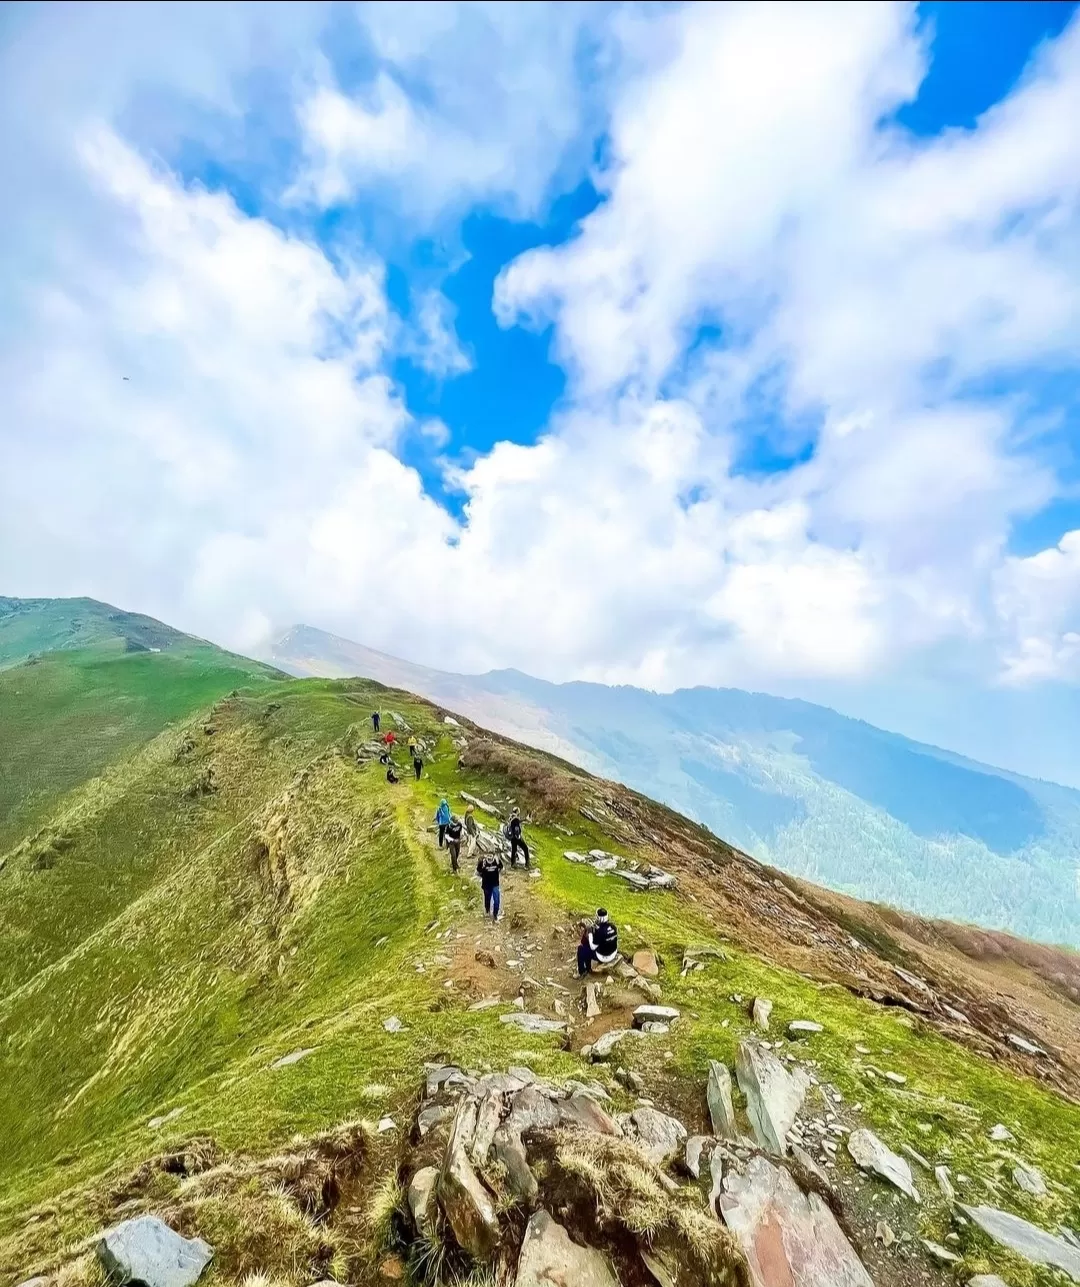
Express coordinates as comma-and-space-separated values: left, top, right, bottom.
447, 819, 463, 841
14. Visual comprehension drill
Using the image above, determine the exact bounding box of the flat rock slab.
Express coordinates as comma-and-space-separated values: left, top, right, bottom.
439, 1105, 500, 1259
720, 1155, 873, 1287
632, 1004, 680, 1028
500, 1012, 566, 1034
515, 1210, 618, 1287
847, 1129, 920, 1202
507, 1087, 562, 1134
628, 1106, 687, 1167
707, 1060, 737, 1138
788, 1021, 823, 1038
736, 1041, 809, 1155
961, 1204, 1080, 1281
97, 1216, 213, 1287
270, 1047, 315, 1069
559, 1091, 621, 1136
587, 1028, 641, 1061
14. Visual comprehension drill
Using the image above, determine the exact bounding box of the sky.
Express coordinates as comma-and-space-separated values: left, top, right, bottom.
2, 0, 1080, 786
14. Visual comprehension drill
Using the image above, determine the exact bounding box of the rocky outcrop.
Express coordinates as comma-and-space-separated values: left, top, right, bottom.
707, 1060, 737, 1138
624, 1106, 687, 1167
735, 1041, 808, 1155
514, 1210, 619, 1287
97, 1216, 213, 1287
493, 1125, 538, 1202
960, 1205, 1080, 1281
438, 1101, 500, 1258
719, 1155, 873, 1287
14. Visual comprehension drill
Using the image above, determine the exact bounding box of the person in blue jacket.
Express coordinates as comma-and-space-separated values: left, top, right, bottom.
435, 798, 451, 847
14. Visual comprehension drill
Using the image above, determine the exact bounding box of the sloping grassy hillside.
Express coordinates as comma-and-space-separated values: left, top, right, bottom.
1, 674, 1078, 1286
0, 596, 194, 668
0, 612, 281, 848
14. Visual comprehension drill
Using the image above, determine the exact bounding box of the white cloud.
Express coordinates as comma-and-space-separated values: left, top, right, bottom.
3, 0, 1080, 787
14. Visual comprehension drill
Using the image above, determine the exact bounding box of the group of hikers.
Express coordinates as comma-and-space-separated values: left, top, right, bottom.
370, 709, 620, 975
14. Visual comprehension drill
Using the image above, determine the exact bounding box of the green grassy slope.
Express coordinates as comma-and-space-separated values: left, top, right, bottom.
0, 598, 281, 848
1, 674, 1078, 1286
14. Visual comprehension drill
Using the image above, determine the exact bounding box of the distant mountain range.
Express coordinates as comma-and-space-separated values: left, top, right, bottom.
267, 623, 1080, 947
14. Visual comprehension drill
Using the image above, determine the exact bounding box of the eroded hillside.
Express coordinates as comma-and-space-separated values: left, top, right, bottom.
1, 677, 1078, 1287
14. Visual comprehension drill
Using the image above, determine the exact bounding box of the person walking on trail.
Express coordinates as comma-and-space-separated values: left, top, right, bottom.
464, 804, 479, 859
413, 753, 423, 780
372, 711, 381, 734
477, 850, 503, 921
505, 807, 529, 868
445, 814, 464, 873
435, 797, 451, 847
408, 735, 418, 760
577, 908, 619, 975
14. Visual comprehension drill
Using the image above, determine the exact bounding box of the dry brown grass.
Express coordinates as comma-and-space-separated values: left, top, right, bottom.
458, 739, 580, 820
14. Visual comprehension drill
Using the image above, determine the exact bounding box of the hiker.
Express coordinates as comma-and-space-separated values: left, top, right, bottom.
408, 735, 418, 760
372, 711, 381, 734
505, 807, 529, 868
445, 813, 464, 873
435, 797, 451, 847
477, 849, 503, 921
413, 753, 423, 780
379, 751, 392, 766
464, 804, 479, 859
386, 764, 400, 784
577, 908, 619, 976
383, 730, 396, 750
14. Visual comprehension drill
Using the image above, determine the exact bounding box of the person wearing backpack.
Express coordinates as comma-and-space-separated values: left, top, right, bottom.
505, 807, 529, 868
477, 850, 503, 921
434, 798, 451, 847
445, 814, 464, 873
577, 908, 619, 975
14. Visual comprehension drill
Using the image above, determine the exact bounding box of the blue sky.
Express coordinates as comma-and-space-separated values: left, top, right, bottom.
2, 0, 1080, 784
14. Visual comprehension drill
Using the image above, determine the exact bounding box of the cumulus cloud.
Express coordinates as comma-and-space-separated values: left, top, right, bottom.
2, 0, 1080, 760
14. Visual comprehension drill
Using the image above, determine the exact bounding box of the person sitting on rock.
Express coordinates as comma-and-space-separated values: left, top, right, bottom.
386, 764, 399, 784
434, 797, 451, 847
578, 909, 619, 975
477, 850, 503, 921
505, 807, 529, 868
445, 814, 464, 873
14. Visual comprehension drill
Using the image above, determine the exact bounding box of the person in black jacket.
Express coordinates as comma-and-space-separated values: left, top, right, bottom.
477, 851, 503, 920
372, 711, 381, 733
577, 908, 618, 975
505, 807, 529, 868
445, 814, 464, 873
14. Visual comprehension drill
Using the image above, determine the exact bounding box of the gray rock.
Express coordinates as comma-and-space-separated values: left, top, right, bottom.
425, 1064, 464, 1098
587, 1028, 639, 1061
382, 1016, 404, 1033
934, 1165, 955, 1200
900, 1143, 930, 1171
967, 1278, 1010, 1287
631, 1004, 680, 1028
735, 1041, 809, 1155
1014, 1163, 1048, 1198
407, 1166, 439, 1239
628, 1106, 687, 1167
791, 1143, 831, 1187
847, 1129, 920, 1202
585, 981, 601, 1018
788, 1021, 823, 1038
514, 1210, 618, 1287
507, 1087, 561, 1134
1006, 1033, 1047, 1056
707, 1060, 737, 1138
417, 1103, 453, 1137
438, 1102, 500, 1258
640, 1248, 679, 1287
719, 1154, 873, 1286
685, 1134, 711, 1179
961, 1205, 1080, 1281
559, 1091, 621, 1136
493, 1126, 537, 1203
708, 1147, 726, 1216
508, 1065, 537, 1086
97, 1216, 213, 1287
562, 1078, 611, 1102
478, 1071, 530, 1095
989, 1123, 1014, 1142
639, 1021, 670, 1034
270, 1047, 315, 1069
922, 1240, 960, 1264
500, 1012, 566, 1034
471, 1091, 503, 1165
752, 998, 773, 1031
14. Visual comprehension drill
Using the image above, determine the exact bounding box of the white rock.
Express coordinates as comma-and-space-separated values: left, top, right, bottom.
788, 1021, 823, 1038
500, 1012, 566, 1034
846, 1129, 920, 1202
270, 1047, 315, 1069
631, 1004, 680, 1028
922, 1239, 961, 1264
97, 1217, 213, 1287
1014, 1163, 1048, 1198
1007, 1033, 1047, 1056
627, 1106, 687, 1167
989, 1123, 1014, 1142
752, 998, 773, 1031
935, 1165, 955, 1200
382, 1016, 404, 1033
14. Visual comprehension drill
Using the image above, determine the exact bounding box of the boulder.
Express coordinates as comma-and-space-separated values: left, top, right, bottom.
587, 1028, 638, 1061
471, 1091, 503, 1165
493, 1126, 538, 1203
707, 1060, 737, 1138
788, 1021, 823, 1038
426, 1064, 465, 1098
514, 1210, 618, 1287
1014, 1163, 1048, 1198
846, 1130, 920, 1202
97, 1216, 213, 1287
752, 998, 773, 1031
632, 950, 660, 977
632, 1005, 680, 1029
507, 1087, 561, 1134
735, 1041, 808, 1155
719, 1155, 873, 1287
559, 1091, 622, 1136
438, 1103, 500, 1259
500, 1012, 566, 1034
417, 1103, 453, 1137
961, 1205, 1080, 1280
628, 1106, 687, 1167
407, 1166, 439, 1239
